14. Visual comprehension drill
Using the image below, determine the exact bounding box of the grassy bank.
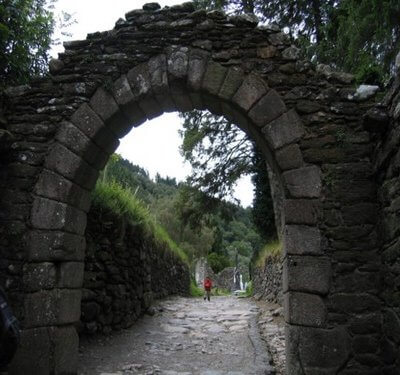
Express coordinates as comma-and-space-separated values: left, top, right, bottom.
254, 240, 282, 268
92, 180, 188, 264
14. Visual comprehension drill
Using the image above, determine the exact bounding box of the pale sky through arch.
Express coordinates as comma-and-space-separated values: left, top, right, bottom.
52, 0, 255, 207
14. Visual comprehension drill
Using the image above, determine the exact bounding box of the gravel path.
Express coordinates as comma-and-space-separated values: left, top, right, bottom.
78, 296, 277, 375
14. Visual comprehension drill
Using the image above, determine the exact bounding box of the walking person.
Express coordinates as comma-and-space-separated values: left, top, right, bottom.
203, 276, 212, 301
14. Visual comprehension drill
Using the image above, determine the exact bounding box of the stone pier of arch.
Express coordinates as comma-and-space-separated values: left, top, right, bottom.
1, 2, 399, 374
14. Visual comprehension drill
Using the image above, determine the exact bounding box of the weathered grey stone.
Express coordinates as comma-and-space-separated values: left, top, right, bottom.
284, 292, 327, 327
167, 47, 189, 79
23, 263, 57, 291
142, 2, 161, 11
27, 231, 86, 262
44, 143, 98, 190
30, 197, 87, 235
71, 103, 119, 154
262, 109, 304, 150
248, 89, 286, 127
232, 74, 268, 111
90, 86, 130, 138
257, 45, 277, 59
24, 289, 82, 327
286, 325, 351, 371
48, 58, 64, 74
112, 74, 147, 128
282, 46, 300, 61
187, 49, 210, 91
9, 328, 52, 375
275, 143, 303, 170
202, 61, 228, 96
284, 199, 321, 225
218, 67, 244, 100
127, 63, 152, 101
228, 14, 258, 27
54, 326, 79, 374
283, 225, 321, 255
148, 54, 169, 94
35, 170, 92, 212
283, 166, 322, 198
58, 262, 84, 288
55, 121, 110, 170
283, 255, 331, 294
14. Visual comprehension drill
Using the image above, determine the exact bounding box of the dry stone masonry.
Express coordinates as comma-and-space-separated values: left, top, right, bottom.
0, 1, 398, 374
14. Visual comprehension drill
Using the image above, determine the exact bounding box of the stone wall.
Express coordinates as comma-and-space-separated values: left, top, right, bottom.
81, 203, 190, 335
373, 54, 400, 372
252, 255, 283, 305
0, 2, 391, 373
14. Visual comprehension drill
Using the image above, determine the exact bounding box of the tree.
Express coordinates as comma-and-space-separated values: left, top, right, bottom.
179, 110, 253, 200
0, 0, 55, 88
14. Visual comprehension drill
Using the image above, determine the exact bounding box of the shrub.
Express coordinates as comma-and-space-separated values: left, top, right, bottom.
207, 252, 231, 274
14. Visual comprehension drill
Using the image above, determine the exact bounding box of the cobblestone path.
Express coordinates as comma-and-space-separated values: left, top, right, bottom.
78, 296, 276, 375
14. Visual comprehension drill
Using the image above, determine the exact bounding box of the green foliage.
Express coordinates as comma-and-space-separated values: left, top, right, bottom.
189, 280, 204, 297
102, 154, 262, 272
254, 240, 282, 268
0, 0, 55, 88
245, 281, 253, 297
207, 252, 232, 274
92, 180, 188, 265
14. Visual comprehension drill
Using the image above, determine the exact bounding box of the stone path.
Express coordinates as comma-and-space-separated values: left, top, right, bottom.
78, 296, 276, 375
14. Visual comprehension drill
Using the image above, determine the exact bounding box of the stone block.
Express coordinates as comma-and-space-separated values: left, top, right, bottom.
45, 143, 98, 190
58, 262, 84, 288
90, 86, 130, 138
137, 97, 164, 119
127, 63, 152, 101
112, 74, 147, 129
35, 170, 92, 212
286, 325, 351, 371
249, 89, 286, 127
167, 46, 189, 79
24, 288, 81, 327
261, 109, 304, 149
27, 230, 85, 262
171, 92, 193, 113
148, 54, 169, 94
276, 143, 303, 170
283, 166, 322, 198
283, 225, 322, 255
31, 197, 87, 235
283, 255, 331, 294
71, 103, 119, 154
187, 49, 210, 91
284, 199, 321, 225
284, 291, 327, 327
232, 74, 268, 111
55, 121, 109, 170
201, 61, 228, 96
53, 326, 79, 374
330, 293, 381, 314
9, 327, 52, 375
23, 262, 57, 291
218, 66, 244, 100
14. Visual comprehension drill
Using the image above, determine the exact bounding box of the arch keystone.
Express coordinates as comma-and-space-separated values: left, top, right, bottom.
187, 49, 210, 91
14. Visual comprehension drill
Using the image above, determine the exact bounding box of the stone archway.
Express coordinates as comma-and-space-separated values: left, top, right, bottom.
1, 3, 381, 374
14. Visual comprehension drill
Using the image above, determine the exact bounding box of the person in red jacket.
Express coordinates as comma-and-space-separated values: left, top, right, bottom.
203, 276, 212, 301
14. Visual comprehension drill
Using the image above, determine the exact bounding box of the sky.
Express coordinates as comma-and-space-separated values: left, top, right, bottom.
52, 0, 254, 207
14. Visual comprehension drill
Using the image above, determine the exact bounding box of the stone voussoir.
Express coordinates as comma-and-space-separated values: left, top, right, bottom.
232, 74, 269, 112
